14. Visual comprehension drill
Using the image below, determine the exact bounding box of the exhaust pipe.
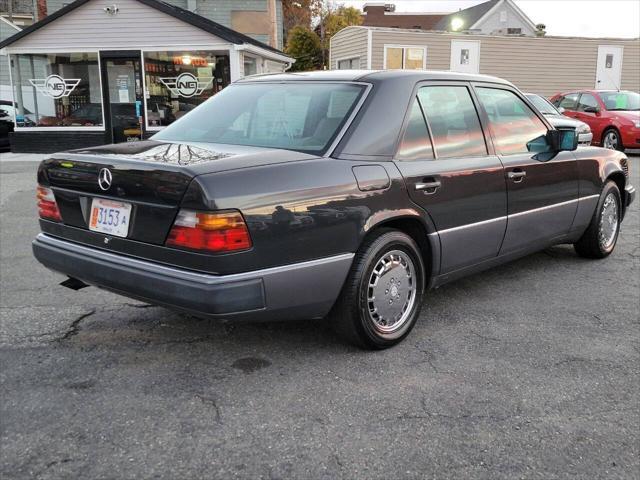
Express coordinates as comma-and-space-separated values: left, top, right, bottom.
60, 277, 89, 291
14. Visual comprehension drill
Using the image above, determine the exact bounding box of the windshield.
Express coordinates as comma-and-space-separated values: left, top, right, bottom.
600, 91, 640, 111
153, 82, 366, 154
526, 94, 558, 115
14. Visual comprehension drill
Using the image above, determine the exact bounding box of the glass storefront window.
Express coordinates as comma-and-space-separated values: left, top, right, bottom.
10, 53, 103, 127
143, 50, 230, 128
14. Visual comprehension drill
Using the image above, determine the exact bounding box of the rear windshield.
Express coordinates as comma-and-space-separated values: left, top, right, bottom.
526, 94, 558, 115
153, 82, 366, 154
599, 91, 640, 111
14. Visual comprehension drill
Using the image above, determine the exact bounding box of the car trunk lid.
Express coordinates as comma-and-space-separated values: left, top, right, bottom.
38, 140, 316, 246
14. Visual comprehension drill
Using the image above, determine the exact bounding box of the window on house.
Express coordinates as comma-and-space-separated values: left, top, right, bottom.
507, 28, 522, 34
337, 58, 360, 70
244, 55, 258, 76
10, 52, 103, 128
143, 50, 230, 128
384, 46, 425, 70
605, 54, 614, 68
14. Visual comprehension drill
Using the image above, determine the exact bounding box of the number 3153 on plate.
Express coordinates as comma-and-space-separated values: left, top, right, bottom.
89, 198, 132, 238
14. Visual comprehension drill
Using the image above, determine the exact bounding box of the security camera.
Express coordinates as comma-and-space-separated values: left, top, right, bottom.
103, 4, 119, 14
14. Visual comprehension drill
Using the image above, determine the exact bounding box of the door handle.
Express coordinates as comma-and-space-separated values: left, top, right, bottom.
507, 170, 526, 183
415, 178, 441, 194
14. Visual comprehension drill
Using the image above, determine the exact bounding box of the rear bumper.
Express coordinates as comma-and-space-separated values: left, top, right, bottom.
33, 233, 353, 321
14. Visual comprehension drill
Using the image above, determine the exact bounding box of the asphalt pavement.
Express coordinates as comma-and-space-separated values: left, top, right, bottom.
1, 154, 638, 479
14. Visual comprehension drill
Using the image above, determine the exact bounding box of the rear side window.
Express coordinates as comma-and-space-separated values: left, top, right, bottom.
417, 86, 487, 158
558, 93, 579, 110
396, 98, 434, 161
476, 87, 547, 156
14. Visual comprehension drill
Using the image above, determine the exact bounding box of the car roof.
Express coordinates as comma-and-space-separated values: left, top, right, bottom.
237, 69, 513, 86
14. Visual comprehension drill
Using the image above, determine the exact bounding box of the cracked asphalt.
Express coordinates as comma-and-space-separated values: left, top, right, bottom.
1, 155, 639, 479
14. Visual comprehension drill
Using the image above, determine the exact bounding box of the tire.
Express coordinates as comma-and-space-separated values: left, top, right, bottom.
602, 128, 625, 152
574, 181, 622, 259
330, 229, 426, 349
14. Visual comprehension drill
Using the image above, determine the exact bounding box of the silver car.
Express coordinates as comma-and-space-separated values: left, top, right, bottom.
526, 93, 593, 146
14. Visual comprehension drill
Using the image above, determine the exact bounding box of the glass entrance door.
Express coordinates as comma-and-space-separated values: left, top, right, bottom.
103, 56, 144, 143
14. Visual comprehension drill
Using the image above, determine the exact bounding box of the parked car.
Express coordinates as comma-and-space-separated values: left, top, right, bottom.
550, 90, 640, 151
32, 71, 635, 349
525, 93, 592, 146
0, 101, 35, 149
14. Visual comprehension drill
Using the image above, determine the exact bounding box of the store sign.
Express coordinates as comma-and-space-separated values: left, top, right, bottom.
29, 74, 81, 99
159, 73, 213, 98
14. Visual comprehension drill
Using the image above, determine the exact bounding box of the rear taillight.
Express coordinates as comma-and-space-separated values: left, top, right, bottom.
37, 185, 62, 222
166, 210, 252, 253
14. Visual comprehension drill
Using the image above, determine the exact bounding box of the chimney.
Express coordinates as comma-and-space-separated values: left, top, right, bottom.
36, 0, 47, 21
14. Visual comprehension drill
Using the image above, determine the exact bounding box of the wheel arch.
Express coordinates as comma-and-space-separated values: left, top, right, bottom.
362, 212, 440, 284
601, 125, 622, 146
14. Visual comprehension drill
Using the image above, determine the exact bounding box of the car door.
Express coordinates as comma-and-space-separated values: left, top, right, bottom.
574, 92, 607, 145
393, 83, 507, 274
474, 85, 579, 254
554, 93, 580, 119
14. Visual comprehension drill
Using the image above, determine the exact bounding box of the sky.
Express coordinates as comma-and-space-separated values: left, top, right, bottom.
339, 0, 640, 38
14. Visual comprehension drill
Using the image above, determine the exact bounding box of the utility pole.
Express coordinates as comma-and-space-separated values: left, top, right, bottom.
267, 0, 278, 48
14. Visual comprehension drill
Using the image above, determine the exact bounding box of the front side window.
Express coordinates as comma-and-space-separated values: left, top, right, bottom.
476, 87, 548, 156
143, 51, 230, 128
10, 53, 102, 127
417, 85, 487, 158
558, 93, 579, 110
153, 82, 365, 155
396, 97, 434, 161
385, 46, 425, 70
577, 93, 599, 112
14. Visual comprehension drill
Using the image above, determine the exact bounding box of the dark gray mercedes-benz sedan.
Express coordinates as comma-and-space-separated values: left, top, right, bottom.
33, 70, 635, 348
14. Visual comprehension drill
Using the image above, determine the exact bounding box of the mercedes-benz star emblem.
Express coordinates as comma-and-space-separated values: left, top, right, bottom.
98, 168, 113, 191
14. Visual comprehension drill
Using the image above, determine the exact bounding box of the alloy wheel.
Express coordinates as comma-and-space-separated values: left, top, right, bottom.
603, 131, 619, 150
598, 192, 619, 249
366, 250, 417, 334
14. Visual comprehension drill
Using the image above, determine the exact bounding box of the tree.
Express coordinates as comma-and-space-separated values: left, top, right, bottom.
322, 6, 362, 40
317, 4, 363, 68
282, 0, 323, 33
285, 26, 322, 71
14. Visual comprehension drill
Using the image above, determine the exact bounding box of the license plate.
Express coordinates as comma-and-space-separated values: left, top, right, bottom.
89, 198, 132, 238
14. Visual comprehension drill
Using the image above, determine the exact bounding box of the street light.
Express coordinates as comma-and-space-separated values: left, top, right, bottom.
451, 17, 464, 31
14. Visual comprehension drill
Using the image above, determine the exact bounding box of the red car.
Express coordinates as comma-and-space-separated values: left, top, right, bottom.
550, 90, 640, 152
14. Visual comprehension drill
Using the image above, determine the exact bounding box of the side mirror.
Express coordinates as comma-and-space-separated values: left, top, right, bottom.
557, 106, 566, 114
583, 106, 600, 114
547, 129, 578, 152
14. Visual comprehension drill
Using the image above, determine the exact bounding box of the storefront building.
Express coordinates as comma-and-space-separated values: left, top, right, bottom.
0, 0, 293, 152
